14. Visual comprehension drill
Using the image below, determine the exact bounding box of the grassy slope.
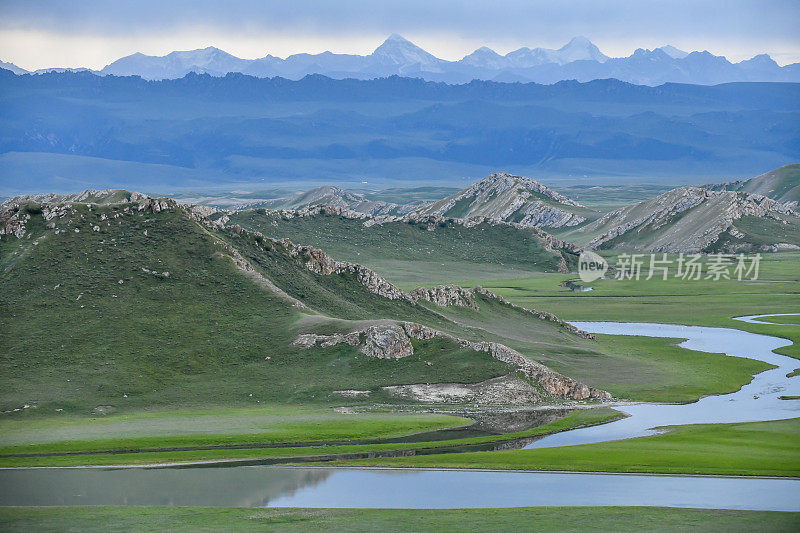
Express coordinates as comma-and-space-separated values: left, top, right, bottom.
736, 163, 800, 203
230, 210, 574, 285
0, 202, 522, 416
2, 506, 797, 533
341, 418, 800, 477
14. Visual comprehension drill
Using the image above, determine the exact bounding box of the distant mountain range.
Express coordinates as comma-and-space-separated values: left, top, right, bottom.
1, 70, 798, 193
4, 35, 799, 86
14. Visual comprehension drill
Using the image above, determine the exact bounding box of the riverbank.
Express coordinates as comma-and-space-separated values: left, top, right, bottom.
336, 417, 800, 477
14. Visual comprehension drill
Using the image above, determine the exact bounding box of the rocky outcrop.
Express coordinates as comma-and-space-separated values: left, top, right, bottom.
407, 285, 595, 340
411, 172, 588, 229
360, 324, 414, 359
0, 190, 178, 241
400, 322, 608, 401
408, 285, 479, 309
278, 237, 410, 301
292, 331, 361, 348
292, 323, 413, 359
291, 320, 608, 400
583, 187, 798, 253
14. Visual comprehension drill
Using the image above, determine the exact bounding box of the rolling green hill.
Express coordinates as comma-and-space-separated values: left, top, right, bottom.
0, 190, 609, 417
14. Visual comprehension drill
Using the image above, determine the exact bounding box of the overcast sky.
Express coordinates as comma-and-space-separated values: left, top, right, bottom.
2, 0, 799, 70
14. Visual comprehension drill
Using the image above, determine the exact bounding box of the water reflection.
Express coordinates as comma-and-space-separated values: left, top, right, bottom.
2, 467, 797, 511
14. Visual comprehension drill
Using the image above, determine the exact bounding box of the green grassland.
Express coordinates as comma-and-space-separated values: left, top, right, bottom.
755, 315, 800, 325
466, 252, 800, 361
1, 506, 797, 533
0, 405, 468, 449
0, 409, 623, 467
340, 418, 800, 477
229, 210, 577, 285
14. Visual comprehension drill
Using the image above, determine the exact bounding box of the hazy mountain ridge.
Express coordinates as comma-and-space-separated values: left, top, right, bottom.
2, 71, 797, 192
240, 185, 426, 216
8, 34, 797, 86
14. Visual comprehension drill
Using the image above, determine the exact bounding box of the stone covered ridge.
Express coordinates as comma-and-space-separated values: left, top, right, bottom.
0, 190, 177, 240
411, 172, 588, 229
409, 285, 595, 340
582, 186, 797, 253
292, 322, 610, 401
408, 285, 479, 309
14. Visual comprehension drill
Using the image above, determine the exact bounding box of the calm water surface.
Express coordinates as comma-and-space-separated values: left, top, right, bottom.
2, 317, 798, 510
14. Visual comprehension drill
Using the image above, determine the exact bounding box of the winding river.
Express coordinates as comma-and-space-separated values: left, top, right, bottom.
525, 319, 799, 449
2, 316, 799, 511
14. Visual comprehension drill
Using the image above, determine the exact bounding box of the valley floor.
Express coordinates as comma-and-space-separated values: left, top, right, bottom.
0, 506, 797, 532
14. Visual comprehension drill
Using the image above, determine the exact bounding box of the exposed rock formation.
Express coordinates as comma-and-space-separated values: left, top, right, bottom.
360, 324, 414, 359
291, 318, 608, 401
408, 285, 479, 309
408, 285, 595, 340
383, 374, 543, 404
0, 190, 177, 240
400, 322, 608, 400
292, 323, 413, 359
411, 172, 588, 228
582, 186, 798, 252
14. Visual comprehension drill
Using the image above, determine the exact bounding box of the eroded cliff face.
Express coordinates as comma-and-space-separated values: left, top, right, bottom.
292, 323, 413, 359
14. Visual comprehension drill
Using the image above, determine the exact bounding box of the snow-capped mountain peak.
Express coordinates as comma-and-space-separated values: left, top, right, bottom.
371, 34, 441, 68
556, 36, 608, 64
0, 60, 28, 75
460, 46, 506, 69
658, 45, 689, 59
